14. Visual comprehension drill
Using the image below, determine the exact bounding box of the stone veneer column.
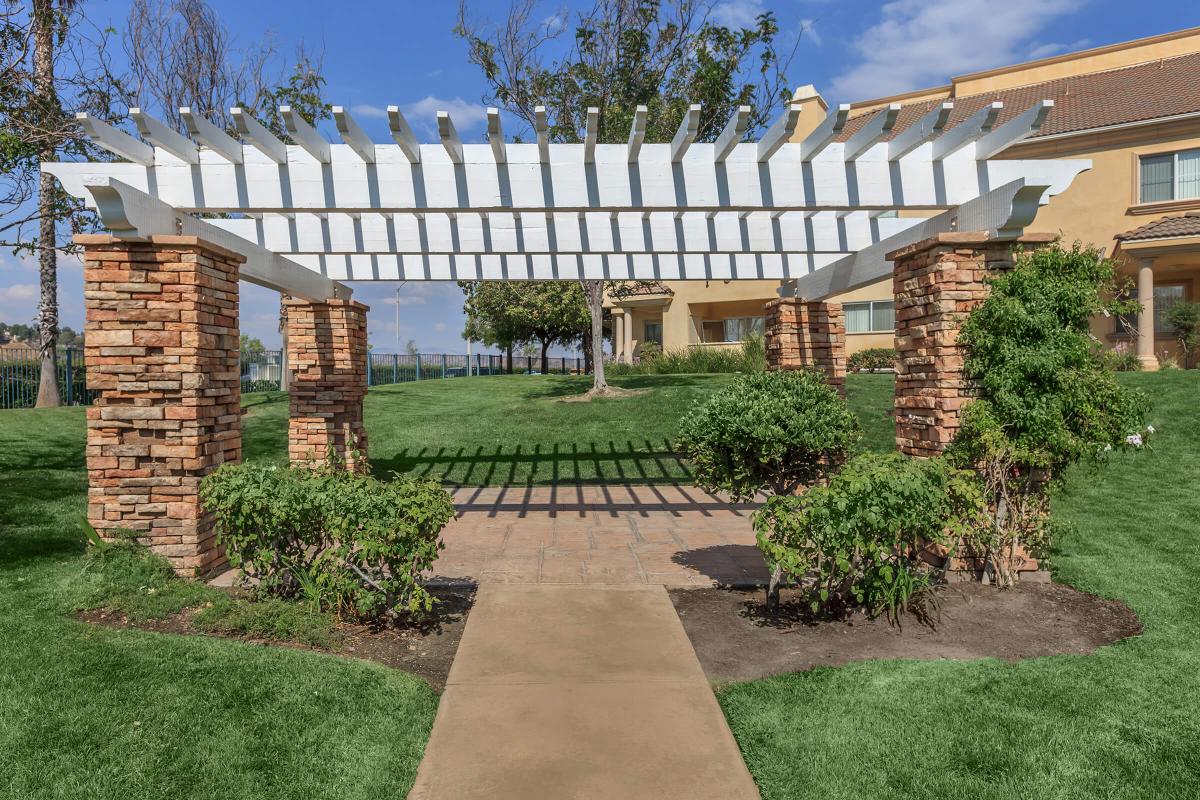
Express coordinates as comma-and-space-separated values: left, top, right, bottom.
284, 298, 370, 471
890, 232, 1057, 458
764, 297, 846, 395
80, 234, 243, 576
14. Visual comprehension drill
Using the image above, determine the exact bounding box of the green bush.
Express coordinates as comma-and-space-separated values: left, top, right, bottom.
1164, 300, 1200, 369
754, 453, 983, 620
677, 369, 860, 501
950, 242, 1151, 584
607, 337, 766, 375
199, 463, 455, 620
847, 347, 896, 372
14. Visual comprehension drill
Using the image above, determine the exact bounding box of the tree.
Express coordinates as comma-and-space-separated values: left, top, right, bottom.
404, 339, 420, 357
239, 334, 266, 361
1164, 300, 1200, 369
949, 243, 1152, 585
455, 0, 798, 395
460, 280, 588, 374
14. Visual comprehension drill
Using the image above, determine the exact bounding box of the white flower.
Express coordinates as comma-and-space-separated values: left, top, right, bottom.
1126, 434, 1143, 448
1146, 425, 1155, 435
1102, 444, 1113, 452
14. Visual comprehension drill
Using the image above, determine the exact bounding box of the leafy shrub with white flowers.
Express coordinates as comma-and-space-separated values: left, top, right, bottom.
949, 242, 1151, 584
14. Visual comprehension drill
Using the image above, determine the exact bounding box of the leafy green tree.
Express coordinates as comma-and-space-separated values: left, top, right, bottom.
949, 243, 1152, 585
1164, 300, 1200, 369
456, 0, 798, 395
239, 334, 266, 361
460, 280, 588, 374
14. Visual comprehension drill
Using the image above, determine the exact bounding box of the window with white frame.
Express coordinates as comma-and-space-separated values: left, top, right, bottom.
844, 301, 895, 333
1139, 148, 1200, 203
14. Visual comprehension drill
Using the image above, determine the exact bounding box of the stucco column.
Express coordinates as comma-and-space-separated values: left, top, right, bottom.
1136, 258, 1159, 371
285, 298, 370, 472
622, 309, 634, 360
612, 313, 624, 361
79, 234, 243, 577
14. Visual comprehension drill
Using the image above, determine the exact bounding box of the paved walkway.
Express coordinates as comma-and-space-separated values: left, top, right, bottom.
408, 583, 760, 799
432, 484, 770, 586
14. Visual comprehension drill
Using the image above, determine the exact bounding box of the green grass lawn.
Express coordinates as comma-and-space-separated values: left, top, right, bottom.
3, 371, 1197, 798
720, 370, 1200, 799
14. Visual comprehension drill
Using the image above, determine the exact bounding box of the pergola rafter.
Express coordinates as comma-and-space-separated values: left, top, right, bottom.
47, 100, 1087, 294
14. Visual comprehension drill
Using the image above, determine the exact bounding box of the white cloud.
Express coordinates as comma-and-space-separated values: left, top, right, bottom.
711, 0, 768, 29
0, 283, 36, 302
402, 96, 489, 137
828, 0, 1081, 102
350, 103, 389, 120
799, 19, 821, 48
379, 293, 427, 307
1026, 38, 1091, 60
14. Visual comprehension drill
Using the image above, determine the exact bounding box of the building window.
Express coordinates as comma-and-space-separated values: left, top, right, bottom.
1139, 148, 1200, 203
845, 301, 895, 333
643, 322, 663, 346
701, 316, 764, 343
1117, 283, 1188, 335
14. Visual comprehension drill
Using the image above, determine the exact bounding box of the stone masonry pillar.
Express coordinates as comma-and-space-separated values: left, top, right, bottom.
79, 234, 243, 576
764, 297, 846, 395
284, 298, 370, 471
890, 232, 1057, 458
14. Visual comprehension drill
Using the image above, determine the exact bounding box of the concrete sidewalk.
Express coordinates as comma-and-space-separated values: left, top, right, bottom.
408, 584, 759, 799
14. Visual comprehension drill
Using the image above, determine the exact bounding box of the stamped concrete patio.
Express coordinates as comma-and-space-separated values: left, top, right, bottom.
432, 483, 770, 587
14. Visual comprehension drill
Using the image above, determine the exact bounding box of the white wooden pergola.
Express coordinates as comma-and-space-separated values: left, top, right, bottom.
45, 99, 1088, 299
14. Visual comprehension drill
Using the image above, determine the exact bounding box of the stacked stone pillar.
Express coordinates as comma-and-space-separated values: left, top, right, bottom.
889, 232, 1057, 458
764, 297, 847, 395
79, 235, 242, 576
284, 298, 370, 471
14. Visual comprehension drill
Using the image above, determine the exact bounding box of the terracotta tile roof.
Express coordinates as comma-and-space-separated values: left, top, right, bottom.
617, 280, 674, 296
1116, 213, 1200, 241
837, 52, 1200, 145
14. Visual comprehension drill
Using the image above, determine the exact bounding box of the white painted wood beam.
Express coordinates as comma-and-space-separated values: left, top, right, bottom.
628, 105, 648, 162
931, 101, 1003, 160
282, 106, 331, 163
715, 105, 751, 163
842, 103, 901, 160
180, 107, 243, 163
671, 104, 701, 163
974, 100, 1054, 160
438, 112, 463, 164
535, 106, 550, 163
231, 107, 286, 163
75, 113, 154, 165
129, 109, 199, 164
387, 106, 421, 163
583, 107, 599, 163
333, 106, 376, 163
799, 104, 851, 161
487, 108, 506, 164
887, 102, 953, 161
756, 103, 802, 162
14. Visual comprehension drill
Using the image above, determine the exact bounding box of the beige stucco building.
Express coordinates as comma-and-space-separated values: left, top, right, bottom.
610, 27, 1200, 368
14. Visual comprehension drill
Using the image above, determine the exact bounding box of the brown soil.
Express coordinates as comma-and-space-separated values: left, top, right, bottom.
77, 586, 475, 691
668, 582, 1142, 684
556, 385, 650, 403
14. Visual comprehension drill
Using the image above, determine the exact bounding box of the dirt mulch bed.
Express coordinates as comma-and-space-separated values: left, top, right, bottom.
77, 586, 475, 691
669, 582, 1142, 684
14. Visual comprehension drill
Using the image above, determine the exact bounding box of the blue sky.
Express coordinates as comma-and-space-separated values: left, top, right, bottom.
1, 0, 1195, 352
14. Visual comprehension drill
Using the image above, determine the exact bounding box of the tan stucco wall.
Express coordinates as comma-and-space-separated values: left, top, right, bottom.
647, 280, 782, 352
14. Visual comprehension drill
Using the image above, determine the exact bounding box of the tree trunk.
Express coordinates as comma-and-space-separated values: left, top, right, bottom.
505, 343, 513, 374
33, 0, 61, 408
582, 326, 593, 374
581, 279, 608, 393
278, 295, 290, 392
539, 338, 549, 375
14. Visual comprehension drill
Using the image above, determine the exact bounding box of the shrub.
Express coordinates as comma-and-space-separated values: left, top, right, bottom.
1164, 300, 1200, 369
949, 242, 1151, 584
677, 369, 860, 501
754, 453, 983, 618
607, 337, 766, 375
199, 462, 456, 620
847, 347, 896, 372
1104, 340, 1141, 372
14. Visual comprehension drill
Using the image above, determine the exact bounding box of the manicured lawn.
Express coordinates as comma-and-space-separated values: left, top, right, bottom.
720, 371, 1200, 799
0, 407, 438, 800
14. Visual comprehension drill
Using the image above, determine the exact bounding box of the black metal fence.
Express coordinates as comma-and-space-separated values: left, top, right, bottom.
0, 347, 93, 409
1, 346, 587, 409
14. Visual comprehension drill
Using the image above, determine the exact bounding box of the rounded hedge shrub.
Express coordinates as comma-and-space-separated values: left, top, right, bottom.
676, 369, 860, 501
847, 347, 896, 372
199, 463, 455, 620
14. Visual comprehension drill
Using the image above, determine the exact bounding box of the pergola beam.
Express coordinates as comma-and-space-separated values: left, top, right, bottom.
670, 104, 701, 162
932, 102, 1003, 160
333, 106, 376, 163
75, 113, 154, 165
757, 104, 802, 162
715, 106, 751, 163
799, 104, 851, 161
282, 106, 331, 163
975, 100, 1054, 160
842, 103, 901, 160
487, 108, 506, 164
438, 112, 463, 164
180, 106, 243, 163
130, 109, 199, 163
888, 102, 953, 161
231, 107, 287, 163
627, 105, 648, 162
387, 106, 421, 162
535, 106, 550, 163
